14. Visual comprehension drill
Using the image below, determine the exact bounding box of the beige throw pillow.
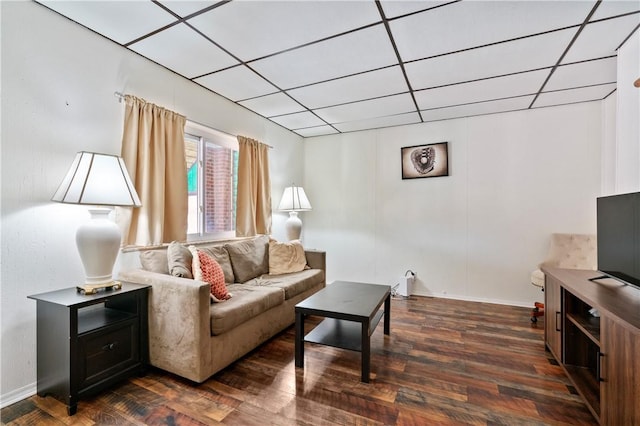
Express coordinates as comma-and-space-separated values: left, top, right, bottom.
167, 241, 193, 279
225, 235, 270, 283
140, 250, 169, 274
268, 239, 307, 275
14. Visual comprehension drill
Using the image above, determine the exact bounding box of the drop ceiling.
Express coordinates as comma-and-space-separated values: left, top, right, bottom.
36, 0, 639, 137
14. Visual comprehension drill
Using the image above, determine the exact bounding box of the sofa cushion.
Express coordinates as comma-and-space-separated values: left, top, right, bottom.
268, 239, 307, 275
255, 269, 324, 300
210, 284, 284, 335
140, 250, 169, 274
199, 245, 235, 284
190, 246, 232, 302
225, 235, 269, 283
168, 241, 193, 279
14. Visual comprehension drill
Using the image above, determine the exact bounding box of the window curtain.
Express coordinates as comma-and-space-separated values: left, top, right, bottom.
118, 95, 187, 246
236, 136, 272, 236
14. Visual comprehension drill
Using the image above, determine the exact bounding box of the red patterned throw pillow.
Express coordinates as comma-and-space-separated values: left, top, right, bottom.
189, 246, 232, 302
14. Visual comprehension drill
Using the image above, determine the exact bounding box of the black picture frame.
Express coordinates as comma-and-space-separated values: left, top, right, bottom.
401, 142, 449, 179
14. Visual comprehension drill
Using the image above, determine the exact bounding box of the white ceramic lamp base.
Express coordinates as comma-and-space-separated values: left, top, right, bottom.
76, 208, 121, 285
284, 211, 303, 241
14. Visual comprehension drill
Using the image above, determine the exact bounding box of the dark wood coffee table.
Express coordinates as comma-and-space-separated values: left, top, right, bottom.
295, 281, 391, 382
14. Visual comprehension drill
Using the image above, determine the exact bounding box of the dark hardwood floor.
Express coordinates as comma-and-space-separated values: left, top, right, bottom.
2, 296, 597, 425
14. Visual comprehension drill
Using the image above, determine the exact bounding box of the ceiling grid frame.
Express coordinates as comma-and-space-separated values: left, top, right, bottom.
35, 0, 640, 137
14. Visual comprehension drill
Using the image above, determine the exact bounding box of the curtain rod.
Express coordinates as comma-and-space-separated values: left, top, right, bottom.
114, 91, 273, 149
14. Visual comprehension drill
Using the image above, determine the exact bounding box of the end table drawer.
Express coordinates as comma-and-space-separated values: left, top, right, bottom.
78, 319, 139, 388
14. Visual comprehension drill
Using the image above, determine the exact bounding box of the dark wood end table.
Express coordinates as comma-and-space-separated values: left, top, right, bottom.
294, 281, 391, 382
28, 282, 150, 415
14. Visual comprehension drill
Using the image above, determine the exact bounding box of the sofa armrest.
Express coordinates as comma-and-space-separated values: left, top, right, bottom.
305, 249, 326, 273
118, 269, 211, 382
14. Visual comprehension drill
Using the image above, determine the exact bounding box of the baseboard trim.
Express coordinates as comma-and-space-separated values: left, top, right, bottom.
410, 291, 533, 309
1, 382, 36, 409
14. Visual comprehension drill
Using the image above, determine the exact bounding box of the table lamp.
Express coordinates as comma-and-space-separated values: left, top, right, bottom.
277, 185, 311, 241
52, 151, 141, 293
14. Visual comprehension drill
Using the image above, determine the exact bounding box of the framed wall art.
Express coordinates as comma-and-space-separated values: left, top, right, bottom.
401, 142, 449, 179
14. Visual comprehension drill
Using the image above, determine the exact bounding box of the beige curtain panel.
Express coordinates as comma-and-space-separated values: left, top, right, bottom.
236, 136, 272, 237
119, 95, 187, 246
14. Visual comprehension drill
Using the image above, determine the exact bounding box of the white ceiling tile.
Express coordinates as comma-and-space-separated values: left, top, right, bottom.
157, 1, 215, 18
287, 66, 408, 109
546, 57, 617, 90
195, 66, 279, 101
295, 126, 340, 138
314, 94, 416, 124
421, 96, 534, 122
533, 83, 616, 107
38, 0, 628, 135
333, 112, 422, 133
591, 0, 640, 20
380, 1, 452, 18
390, 1, 593, 61
406, 29, 573, 90
39, 1, 176, 44
239, 93, 305, 117
250, 25, 398, 89
129, 23, 238, 78
563, 14, 640, 63
269, 112, 326, 130
188, 1, 381, 61
415, 70, 549, 110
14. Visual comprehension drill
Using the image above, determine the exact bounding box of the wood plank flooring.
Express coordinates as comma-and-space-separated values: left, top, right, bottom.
1, 296, 597, 425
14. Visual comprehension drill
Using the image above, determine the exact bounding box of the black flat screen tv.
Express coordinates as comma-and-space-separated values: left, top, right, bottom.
596, 191, 640, 289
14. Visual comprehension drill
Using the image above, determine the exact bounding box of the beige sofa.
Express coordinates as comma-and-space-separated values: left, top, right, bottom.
119, 235, 326, 383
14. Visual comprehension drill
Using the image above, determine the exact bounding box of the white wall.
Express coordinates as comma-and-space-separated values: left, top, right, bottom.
601, 93, 617, 195
304, 103, 602, 306
0, 1, 302, 406
614, 31, 640, 193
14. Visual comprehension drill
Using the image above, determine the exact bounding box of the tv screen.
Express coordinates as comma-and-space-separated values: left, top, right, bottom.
596, 192, 640, 289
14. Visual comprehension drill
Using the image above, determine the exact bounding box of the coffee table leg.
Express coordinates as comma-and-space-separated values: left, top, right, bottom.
361, 320, 370, 382
295, 310, 304, 368
384, 293, 391, 335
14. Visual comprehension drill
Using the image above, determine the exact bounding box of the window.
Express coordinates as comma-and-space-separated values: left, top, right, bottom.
184, 121, 238, 239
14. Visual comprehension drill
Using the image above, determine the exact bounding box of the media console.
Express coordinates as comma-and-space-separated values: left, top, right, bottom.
542, 267, 640, 425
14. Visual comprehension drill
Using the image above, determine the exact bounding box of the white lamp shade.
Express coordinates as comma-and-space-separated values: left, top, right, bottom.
52, 151, 141, 286
278, 186, 312, 211
52, 151, 141, 207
